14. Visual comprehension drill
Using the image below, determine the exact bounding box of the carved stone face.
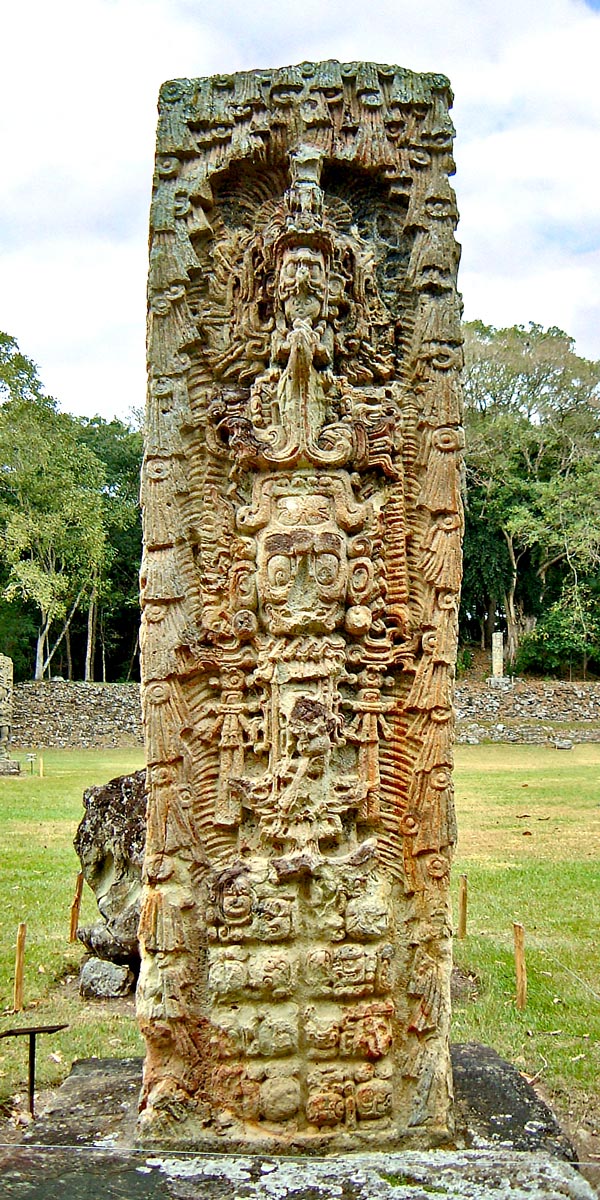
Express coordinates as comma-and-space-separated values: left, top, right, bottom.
258, 526, 347, 634
220, 875, 253, 923
355, 1078, 392, 1119
277, 246, 327, 324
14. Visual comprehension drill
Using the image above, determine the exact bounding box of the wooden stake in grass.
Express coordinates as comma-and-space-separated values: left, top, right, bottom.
513, 921, 527, 1011
457, 874, 468, 939
69, 871, 85, 943
13, 922, 27, 1012
39, 756, 44, 778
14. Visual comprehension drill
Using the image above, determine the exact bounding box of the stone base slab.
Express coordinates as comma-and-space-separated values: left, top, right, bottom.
0, 1145, 594, 1199
0, 1049, 594, 1197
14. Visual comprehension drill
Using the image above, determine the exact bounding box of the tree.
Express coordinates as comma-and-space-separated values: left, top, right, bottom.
0, 333, 147, 681
516, 582, 600, 679
462, 322, 600, 665
0, 397, 107, 679
460, 503, 513, 648
0, 333, 111, 679
76, 416, 143, 680
0, 332, 49, 406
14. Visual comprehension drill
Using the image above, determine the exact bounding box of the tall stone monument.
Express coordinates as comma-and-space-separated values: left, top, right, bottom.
492, 631, 504, 679
0, 654, 13, 758
138, 61, 463, 1152
0, 654, 19, 774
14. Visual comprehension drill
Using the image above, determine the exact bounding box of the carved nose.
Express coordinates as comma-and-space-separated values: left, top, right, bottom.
289, 554, 317, 603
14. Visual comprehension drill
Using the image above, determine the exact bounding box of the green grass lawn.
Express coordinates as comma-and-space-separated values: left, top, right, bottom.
0, 742, 598, 1134
0, 748, 146, 1108
451, 743, 600, 1130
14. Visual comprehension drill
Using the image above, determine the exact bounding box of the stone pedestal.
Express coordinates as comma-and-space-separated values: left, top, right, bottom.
2, 1054, 595, 1200
0, 759, 21, 775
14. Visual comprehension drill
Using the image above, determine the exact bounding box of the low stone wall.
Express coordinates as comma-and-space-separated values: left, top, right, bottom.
9, 677, 600, 749
456, 678, 600, 744
12, 681, 143, 748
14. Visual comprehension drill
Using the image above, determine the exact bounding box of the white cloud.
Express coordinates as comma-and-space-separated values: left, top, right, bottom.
1, 0, 599, 418
0, 235, 147, 418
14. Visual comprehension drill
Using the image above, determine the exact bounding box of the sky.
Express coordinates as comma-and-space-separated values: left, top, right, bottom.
1, 0, 600, 421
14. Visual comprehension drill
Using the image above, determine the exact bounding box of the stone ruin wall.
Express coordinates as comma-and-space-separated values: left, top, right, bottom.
0, 654, 20, 773
12, 682, 143, 748
138, 60, 463, 1152
9, 680, 600, 750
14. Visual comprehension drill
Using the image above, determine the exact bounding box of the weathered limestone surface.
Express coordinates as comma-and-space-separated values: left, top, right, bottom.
79, 958, 136, 999
74, 770, 147, 968
491, 631, 504, 679
138, 60, 463, 1151
3, 1148, 594, 1200
0, 653, 13, 756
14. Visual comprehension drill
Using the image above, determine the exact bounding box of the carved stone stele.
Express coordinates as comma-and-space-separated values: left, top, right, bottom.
0, 654, 14, 759
138, 60, 463, 1152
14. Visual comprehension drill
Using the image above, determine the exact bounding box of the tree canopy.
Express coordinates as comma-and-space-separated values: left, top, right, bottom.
0, 333, 142, 680
461, 321, 600, 673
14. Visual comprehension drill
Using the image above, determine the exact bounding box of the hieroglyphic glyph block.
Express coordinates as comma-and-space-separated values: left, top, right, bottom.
138, 61, 463, 1152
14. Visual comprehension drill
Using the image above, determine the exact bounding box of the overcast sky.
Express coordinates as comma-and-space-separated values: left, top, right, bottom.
2, 0, 600, 421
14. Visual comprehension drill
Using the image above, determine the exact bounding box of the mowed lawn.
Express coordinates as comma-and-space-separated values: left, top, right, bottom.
0, 748, 146, 1109
0, 742, 599, 1130
452, 743, 600, 1129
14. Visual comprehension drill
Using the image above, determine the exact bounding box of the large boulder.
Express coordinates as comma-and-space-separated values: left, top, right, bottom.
74, 770, 147, 973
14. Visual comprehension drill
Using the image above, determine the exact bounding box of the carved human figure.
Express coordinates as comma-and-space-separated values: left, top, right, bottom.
197, 665, 257, 827
345, 667, 396, 822
248, 238, 335, 460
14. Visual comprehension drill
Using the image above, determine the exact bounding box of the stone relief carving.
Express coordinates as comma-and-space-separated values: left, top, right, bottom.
139, 59, 463, 1152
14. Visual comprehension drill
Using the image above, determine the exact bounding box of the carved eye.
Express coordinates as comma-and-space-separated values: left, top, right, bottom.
233, 568, 256, 605
430, 348, 454, 369
427, 854, 450, 878
267, 555, 292, 588
156, 154, 180, 176
431, 768, 451, 791
350, 563, 370, 596
432, 427, 465, 453
315, 553, 339, 587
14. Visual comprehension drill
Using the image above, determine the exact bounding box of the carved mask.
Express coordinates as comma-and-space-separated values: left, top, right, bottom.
258, 526, 347, 634
277, 246, 327, 324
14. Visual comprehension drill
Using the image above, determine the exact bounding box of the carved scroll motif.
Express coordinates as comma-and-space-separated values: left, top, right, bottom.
139, 60, 463, 1151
